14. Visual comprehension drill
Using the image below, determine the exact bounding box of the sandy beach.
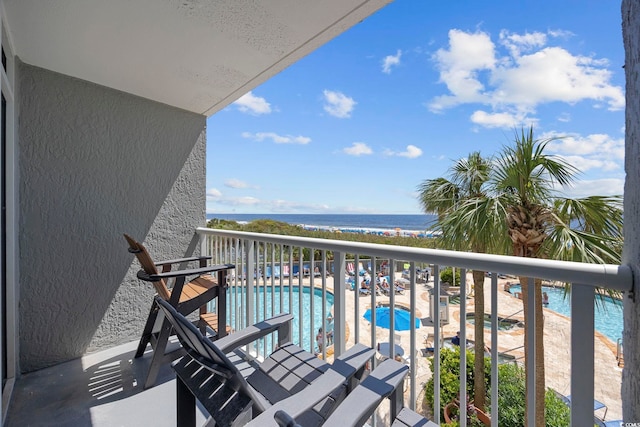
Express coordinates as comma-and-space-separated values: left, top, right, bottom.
311, 272, 623, 422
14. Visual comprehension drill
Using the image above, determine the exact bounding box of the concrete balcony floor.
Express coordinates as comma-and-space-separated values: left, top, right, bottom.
5, 339, 209, 427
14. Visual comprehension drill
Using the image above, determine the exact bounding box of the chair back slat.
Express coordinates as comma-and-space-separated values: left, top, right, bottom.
124, 234, 171, 300
155, 297, 249, 384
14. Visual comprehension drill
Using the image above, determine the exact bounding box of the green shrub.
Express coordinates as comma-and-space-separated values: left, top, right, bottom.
495, 363, 526, 427
495, 363, 570, 427
440, 267, 461, 285
424, 347, 490, 423
424, 352, 571, 427
544, 390, 571, 427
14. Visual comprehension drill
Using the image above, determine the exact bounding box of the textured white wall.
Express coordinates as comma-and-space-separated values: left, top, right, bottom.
623, 0, 640, 420
17, 60, 206, 372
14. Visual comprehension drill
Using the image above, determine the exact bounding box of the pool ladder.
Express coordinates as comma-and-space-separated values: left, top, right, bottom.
499, 309, 524, 327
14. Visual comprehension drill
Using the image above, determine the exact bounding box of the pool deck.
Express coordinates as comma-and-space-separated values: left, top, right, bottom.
323, 272, 622, 422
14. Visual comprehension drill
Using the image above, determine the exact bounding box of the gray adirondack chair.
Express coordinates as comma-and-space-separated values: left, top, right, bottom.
154, 296, 375, 427
255, 358, 439, 427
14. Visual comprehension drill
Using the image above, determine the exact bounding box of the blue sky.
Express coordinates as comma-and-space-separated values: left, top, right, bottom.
206, 1, 625, 215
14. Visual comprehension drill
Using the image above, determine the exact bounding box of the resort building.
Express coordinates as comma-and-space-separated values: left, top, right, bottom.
0, 0, 638, 425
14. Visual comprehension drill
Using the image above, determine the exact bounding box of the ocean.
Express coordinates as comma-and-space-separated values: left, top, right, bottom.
206, 213, 437, 233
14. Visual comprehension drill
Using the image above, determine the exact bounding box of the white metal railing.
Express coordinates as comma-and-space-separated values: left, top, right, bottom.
196, 227, 632, 426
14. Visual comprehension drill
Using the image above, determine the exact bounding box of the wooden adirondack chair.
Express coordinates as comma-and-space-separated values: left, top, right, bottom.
124, 233, 234, 389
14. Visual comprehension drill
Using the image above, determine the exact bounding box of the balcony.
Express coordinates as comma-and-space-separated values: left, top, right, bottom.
5, 227, 631, 426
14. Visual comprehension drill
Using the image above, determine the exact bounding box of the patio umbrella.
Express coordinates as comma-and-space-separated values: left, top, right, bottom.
363, 306, 420, 331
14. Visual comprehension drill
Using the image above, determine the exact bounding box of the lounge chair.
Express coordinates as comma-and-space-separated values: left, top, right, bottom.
154, 296, 375, 427
124, 233, 234, 389
358, 282, 371, 296
556, 391, 609, 422
255, 359, 438, 427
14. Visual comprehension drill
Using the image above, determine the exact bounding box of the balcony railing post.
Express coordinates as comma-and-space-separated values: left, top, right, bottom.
459, 268, 467, 427
409, 261, 417, 410
433, 264, 441, 423
245, 239, 255, 330
570, 283, 595, 427
490, 273, 499, 427
525, 276, 536, 427
333, 251, 346, 357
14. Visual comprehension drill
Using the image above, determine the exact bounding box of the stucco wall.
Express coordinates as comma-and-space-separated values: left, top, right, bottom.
623, 0, 640, 421
16, 61, 207, 372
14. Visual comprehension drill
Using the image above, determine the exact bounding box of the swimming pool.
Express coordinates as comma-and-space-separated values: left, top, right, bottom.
508, 284, 623, 342
223, 285, 334, 352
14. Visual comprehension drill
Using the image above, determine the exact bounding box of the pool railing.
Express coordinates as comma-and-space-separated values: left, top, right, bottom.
197, 227, 632, 427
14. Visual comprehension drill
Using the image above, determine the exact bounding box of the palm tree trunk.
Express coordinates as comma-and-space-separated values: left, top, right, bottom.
520, 276, 545, 427
472, 270, 486, 410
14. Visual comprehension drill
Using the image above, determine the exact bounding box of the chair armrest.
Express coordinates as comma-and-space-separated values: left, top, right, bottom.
391, 408, 439, 427
322, 358, 409, 426
215, 313, 294, 354
246, 344, 377, 427
137, 263, 235, 281
154, 255, 211, 267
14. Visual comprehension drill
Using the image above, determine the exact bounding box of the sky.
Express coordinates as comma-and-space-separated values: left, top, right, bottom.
205, 1, 625, 215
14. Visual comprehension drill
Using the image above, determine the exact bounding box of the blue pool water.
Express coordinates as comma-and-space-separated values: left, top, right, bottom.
224, 286, 334, 352
509, 285, 623, 342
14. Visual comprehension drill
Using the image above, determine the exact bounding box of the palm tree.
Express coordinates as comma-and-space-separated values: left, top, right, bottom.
417, 151, 498, 410
418, 129, 623, 425
492, 127, 623, 426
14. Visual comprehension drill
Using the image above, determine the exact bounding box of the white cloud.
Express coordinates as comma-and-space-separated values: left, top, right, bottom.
429, 29, 496, 111
429, 29, 625, 126
343, 142, 373, 156
544, 132, 624, 159
557, 112, 571, 122
499, 30, 547, 57
382, 50, 402, 74
385, 145, 423, 158
542, 131, 624, 173
227, 196, 260, 206
559, 178, 624, 198
207, 188, 222, 198
323, 90, 356, 118
208, 195, 331, 213
547, 29, 575, 39
491, 47, 624, 110
241, 132, 311, 144
224, 179, 248, 189
470, 110, 538, 129
233, 91, 272, 115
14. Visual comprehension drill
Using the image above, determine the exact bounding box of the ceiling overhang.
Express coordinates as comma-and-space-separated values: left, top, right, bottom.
3, 0, 392, 116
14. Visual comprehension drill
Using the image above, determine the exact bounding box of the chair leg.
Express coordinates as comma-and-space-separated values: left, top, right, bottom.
135, 301, 159, 358
143, 318, 173, 389
217, 285, 228, 339
199, 305, 207, 334
176, 375, 196, 427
